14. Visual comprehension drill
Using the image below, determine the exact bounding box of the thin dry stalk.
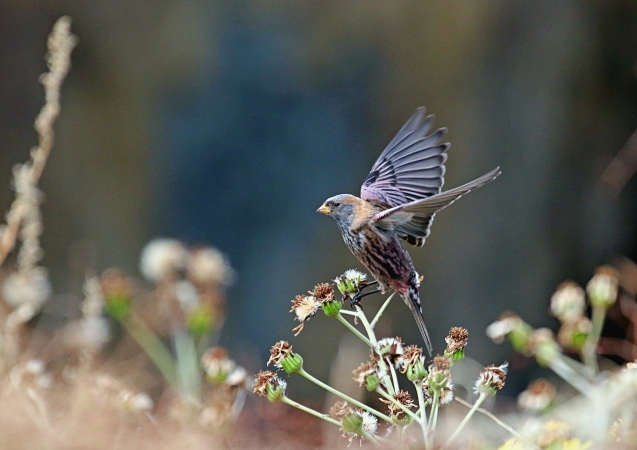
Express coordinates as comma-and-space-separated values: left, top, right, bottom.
0, 16, 77, 268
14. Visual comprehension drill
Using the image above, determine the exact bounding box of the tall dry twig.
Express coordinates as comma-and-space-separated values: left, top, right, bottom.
0, 16, 77, 268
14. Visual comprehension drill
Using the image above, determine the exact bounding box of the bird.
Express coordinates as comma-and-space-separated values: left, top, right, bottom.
317, 107, 500, 355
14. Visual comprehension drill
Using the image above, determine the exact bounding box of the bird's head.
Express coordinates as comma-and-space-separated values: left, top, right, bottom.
317, 194, 361, 228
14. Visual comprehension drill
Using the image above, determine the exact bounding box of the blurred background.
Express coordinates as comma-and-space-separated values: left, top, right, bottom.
1, 1, 636, 399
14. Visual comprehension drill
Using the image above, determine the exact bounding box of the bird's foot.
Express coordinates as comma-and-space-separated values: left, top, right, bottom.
350, 292, 364, 309
348, 286, 381, 309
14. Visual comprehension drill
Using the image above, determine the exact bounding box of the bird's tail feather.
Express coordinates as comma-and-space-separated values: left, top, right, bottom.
404, 287, 432, 355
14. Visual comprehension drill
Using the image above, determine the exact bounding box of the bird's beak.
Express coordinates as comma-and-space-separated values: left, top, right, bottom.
317, 204, 331, 215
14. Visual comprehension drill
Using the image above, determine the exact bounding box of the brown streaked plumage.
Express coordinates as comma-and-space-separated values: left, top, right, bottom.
318, 107, 500, 354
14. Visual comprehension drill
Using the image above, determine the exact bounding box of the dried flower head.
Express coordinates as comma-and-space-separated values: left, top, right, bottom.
438, 383, 455, 405
352, 361, 379, 387
401, 345, 427, 381
188, 246, 234, 286
475, 362, 508, 396
290, 294, 320, 335
425, 355, 452, 393
586, 266, 619, 308
201, 347, 235, 384
344, 269, 367, 284
359, 411, 378, 435
313, 283, 335, 303
352, 361, 378, 386
100, 269, 133, 320
329, 401, 353, 420
550, 281, 586, 323
313, 283, 342, 316
100, 268, 133, 299
334, 269, 367, 297
431, 355, 451, 373
517, 378, 556, 412
527, 328, 560, 366
267, 341, 293, 367
445, 326, 468, 352
381, 390, 415, 424
225, 366, 248, 388
268, 340, 302, 374
139, 238, 189, 282
341, 409, 378, 444
1, 267, 51, 309
445, 327, 468, 361
253, 370, 286, 402
557, 316, 592, 351
375, 337, 405, 369
486, 312, 531, 352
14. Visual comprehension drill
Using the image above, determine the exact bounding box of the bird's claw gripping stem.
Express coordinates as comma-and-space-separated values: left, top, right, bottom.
348, 281, 380, 309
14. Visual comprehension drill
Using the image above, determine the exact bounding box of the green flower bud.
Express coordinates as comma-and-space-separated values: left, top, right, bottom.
280, 352, 304, 375
444, 348, 465, 362
266, 381, 286, 402
406, 359, 428, 382
104, 294, 132, 320
428, 372, 448, 390
535, 340, 560, 367
322, 299, 342, 316
365, 372, 380, 391
392, 413, 413, 426
341, 412, 364, 433
587, 267, 619, 309
187, 306, 215, 337
509, 324, 532, 353
528, 329, 561, 367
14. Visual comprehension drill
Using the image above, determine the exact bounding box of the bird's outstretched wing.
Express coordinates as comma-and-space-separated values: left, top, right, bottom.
361, 107, 449, 208
371, 167, 501, 245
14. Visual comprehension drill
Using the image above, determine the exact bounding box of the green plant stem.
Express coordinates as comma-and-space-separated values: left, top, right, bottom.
415, 381, 429, 439
355, 305, 376, 341
582, 305, 606, 373
173, 328, 201, 397
445, 392, 487, 447
371, 292, 396, 329
561, 352, 594, 379
284, 392, 383, 444
336, 313, 373, 347
549, 354, 594, 397
122, 313, 177, 385
454, 397, 521, 438
357, 429, 381, 445
281, 396, 341, 427
297, 367, 392, 423
388, 361, 400, 393
375, 387, 420, 422
425, 389, 440, 449
354, 304, 395, 395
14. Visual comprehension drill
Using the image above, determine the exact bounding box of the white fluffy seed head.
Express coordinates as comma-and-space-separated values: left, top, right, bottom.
550, 282, 585, 323
139, 238, 189, 282
188, 247, 234, 286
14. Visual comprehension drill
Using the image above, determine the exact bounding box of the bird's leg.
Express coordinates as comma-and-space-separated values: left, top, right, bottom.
359, 280, 378, 289
350, 281, 380, 309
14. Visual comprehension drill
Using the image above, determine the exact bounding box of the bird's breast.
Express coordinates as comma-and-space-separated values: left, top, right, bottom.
340, 225, 414, 289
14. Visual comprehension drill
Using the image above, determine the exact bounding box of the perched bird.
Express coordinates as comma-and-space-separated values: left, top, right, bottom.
317, 107, 500, 354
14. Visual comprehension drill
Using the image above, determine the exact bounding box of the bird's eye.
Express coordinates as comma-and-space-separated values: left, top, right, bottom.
333, 202, 341, 208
